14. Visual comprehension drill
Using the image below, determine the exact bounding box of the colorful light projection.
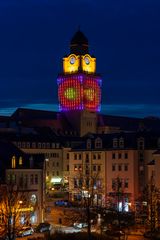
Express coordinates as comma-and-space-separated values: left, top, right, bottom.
57, 74, 102, 112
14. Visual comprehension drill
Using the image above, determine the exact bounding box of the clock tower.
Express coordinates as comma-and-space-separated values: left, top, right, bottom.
57, 30, 102, 136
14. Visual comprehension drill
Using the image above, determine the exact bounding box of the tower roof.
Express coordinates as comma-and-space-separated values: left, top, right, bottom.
70, 30, 88, 45
70, 30, 89, 55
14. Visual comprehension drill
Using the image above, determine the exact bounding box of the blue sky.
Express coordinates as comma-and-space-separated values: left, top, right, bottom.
0, 0, 160, 117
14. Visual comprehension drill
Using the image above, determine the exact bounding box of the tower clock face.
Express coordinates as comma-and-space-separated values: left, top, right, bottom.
84, 57, 90, 65
70, 56, 76, 64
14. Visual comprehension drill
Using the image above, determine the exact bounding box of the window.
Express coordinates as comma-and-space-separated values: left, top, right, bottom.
112, 164, 116, 171
79, 154, 82, 160
52, 162, 55, 167
67, 153, 69, 159
30, 174, 34, 184
27, 142, 30, 148
56, 143, 59, 148
56, 162, 59, 167
112, 153, 116, 159
38, 143, 41, 148
93, 154, 96, 160
98, 154, 101, 159
57, 171, 59, 176
113, 138, 118, 148
93, 165, 96, 171
118, 165, 122, 171
12, 155, 16, 168
124, 153, 128, 159
52, 172, 54, 176
124, 164, 128, 171
74, 165, 78, 171
124, 179, 129, 188
86, 154, 89, 162
67, 165, 69, 171
112, 179, 116, 190
19, 156, 23, 165
42, 143, 46, 149
74, 154, 77, 160
17, 142, 21, 148
98, 165, 101, 171
35, 174, 38, 184
47, 143, 50, 148
52, 143, 55, 148
139, 153, 144, 162
119, 138, 124, 148
32, 142, 36, 148
138, 138, 144, 150
95, 138, 102, 149
22, 142, 25, 148
118, 153, 122, 159
87, 139, 91, 149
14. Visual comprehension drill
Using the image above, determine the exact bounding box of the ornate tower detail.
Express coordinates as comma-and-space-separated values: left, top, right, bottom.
57, 30, 102, 112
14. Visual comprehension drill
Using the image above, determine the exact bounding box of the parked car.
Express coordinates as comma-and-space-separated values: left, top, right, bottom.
54, 200, 72, 207
35, 222, 51, 233
17, 226, 34, 237
73, 222, 88, 229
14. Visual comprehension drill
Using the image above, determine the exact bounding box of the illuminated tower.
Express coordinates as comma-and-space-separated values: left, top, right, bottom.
57, 30, 102, 135
57, 30, 102, 112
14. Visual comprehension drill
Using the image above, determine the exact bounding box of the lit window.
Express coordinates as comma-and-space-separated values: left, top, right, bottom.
19, 156, 22, 165
12, 155, 16, 168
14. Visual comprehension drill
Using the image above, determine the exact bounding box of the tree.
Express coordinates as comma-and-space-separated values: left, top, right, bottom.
0, 184, 30, 240
141, 175, 160, 235
68, 170, 103, 240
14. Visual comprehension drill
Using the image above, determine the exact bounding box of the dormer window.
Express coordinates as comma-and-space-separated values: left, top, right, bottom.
138, 137, 144, 150
119, 137, 124, 148
95, 138, 102, 149
113, 138, 118, 148
87, 139, 91, 149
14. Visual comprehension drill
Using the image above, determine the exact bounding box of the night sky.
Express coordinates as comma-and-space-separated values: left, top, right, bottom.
0, 0, 160, 117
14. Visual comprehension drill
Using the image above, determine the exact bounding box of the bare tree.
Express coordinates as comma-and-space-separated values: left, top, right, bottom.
68, 170, 103, 240
0, 184, 30, 240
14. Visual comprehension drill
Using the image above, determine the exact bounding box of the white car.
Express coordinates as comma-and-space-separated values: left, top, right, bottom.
17, 226, 34, 237
73, 222, 88, 229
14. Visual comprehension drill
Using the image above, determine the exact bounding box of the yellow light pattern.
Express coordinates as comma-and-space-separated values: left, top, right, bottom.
82, 54, 96, 73
63, 54, 96, 74
63, 54, 80, 73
